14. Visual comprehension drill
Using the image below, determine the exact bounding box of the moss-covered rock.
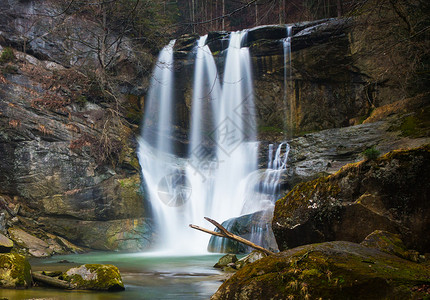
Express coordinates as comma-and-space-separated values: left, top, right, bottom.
214, 254, 238, 269
273, 145, 430, 253
62, 264, 124, 291
0, 253, 32, 288
211, 241, 430, 300
361, 230, 419, 262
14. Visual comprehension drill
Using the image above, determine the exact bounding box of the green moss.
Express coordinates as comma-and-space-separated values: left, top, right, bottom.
401, 115, 418, 136
75, 95, 88, 107
258, 126, 283, 134
399, 107, 430, 137
124, 94, 142, 125
62, 264, 124, 291
0, 48, 15, 64
0, 253, 32, 288
274, 176, 340, 223
214, 242, 430, 299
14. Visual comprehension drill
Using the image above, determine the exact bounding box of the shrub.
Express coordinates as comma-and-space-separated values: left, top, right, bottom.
362, 146, 380, 160
0, 47, 15, 64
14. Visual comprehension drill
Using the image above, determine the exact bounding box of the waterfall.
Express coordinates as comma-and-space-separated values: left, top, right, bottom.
208, 142, 290, 252
138, 30, 289, 254
139, 40, 191, 252
283, 26, 293, 136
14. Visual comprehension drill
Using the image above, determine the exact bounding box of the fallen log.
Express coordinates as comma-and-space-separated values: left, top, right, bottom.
32, 272, 76, 289
189, 217, 275, 256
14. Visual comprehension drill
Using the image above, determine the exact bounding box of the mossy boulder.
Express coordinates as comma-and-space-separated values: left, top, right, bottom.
211, 241, 430, 300
214, 254, 238, 269
361, 230, 419, 262
62, 264, 124, 291
0, 253, 32, 288
273, 145, 430, 252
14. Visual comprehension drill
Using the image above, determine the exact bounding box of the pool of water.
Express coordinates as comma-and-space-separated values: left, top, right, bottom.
0, 252, 227, 300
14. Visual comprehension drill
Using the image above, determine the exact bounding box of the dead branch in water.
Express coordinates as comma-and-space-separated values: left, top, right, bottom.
32, 272, 76, 290
189, 217, 275, 256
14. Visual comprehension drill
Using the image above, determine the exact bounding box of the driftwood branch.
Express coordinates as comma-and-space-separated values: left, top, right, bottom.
32, 272, 76, 290
189, 217, 275, 256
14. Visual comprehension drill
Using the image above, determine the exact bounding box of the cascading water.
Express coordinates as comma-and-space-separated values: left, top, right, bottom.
139, 29, 291, 254
138, 40, 192, 252
283, 26, 293, 136
138, 32, 258, 254
208, 142, 290, 252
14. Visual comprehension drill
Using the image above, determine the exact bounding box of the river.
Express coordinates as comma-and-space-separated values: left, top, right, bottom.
0, 252, 227, 299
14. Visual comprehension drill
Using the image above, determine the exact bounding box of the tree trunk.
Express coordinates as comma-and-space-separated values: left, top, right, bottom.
32, 272, 76, 290
222, 0, 225, 30
337, 0, 343, 17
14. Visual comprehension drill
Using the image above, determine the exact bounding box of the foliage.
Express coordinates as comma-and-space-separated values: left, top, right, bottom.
362, 146, 381, 160
0, 47, 15, 64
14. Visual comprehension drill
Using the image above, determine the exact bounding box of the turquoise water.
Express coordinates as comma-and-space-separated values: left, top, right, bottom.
0, 252, 226, 299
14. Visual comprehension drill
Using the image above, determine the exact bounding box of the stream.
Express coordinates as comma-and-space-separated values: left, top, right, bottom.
0, 252, 227, 299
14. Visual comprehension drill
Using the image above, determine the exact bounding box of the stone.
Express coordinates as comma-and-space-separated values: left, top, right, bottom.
214, 254, 238, 269
0, 42, 147, 251
208, 209, 278, 254
361, 230, 420, 262
61, 264, 125, 291
38, 217, 153, 251
8, 227, 53, 258
0, 253, 32, 288
273, 145, 430, 253
211, 241, 430, 300
0, 233, 13, 253
235, 251, 268, 270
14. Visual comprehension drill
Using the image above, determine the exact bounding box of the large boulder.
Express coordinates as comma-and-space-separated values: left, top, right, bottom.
8, 227, 53, 258
0, 253, 32, 288
61, 264, 124, 291
208, 209, 278, 254
0, 233, 13, 253
211, 241, 430, 300
361, 230, 420, 262
273, 145, 430, 253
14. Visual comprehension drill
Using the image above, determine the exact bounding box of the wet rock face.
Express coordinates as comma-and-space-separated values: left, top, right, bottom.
211, 241, 430, 300
174, 18, 372, 140
272, 146, 430, 253
0, 32, 149, 250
